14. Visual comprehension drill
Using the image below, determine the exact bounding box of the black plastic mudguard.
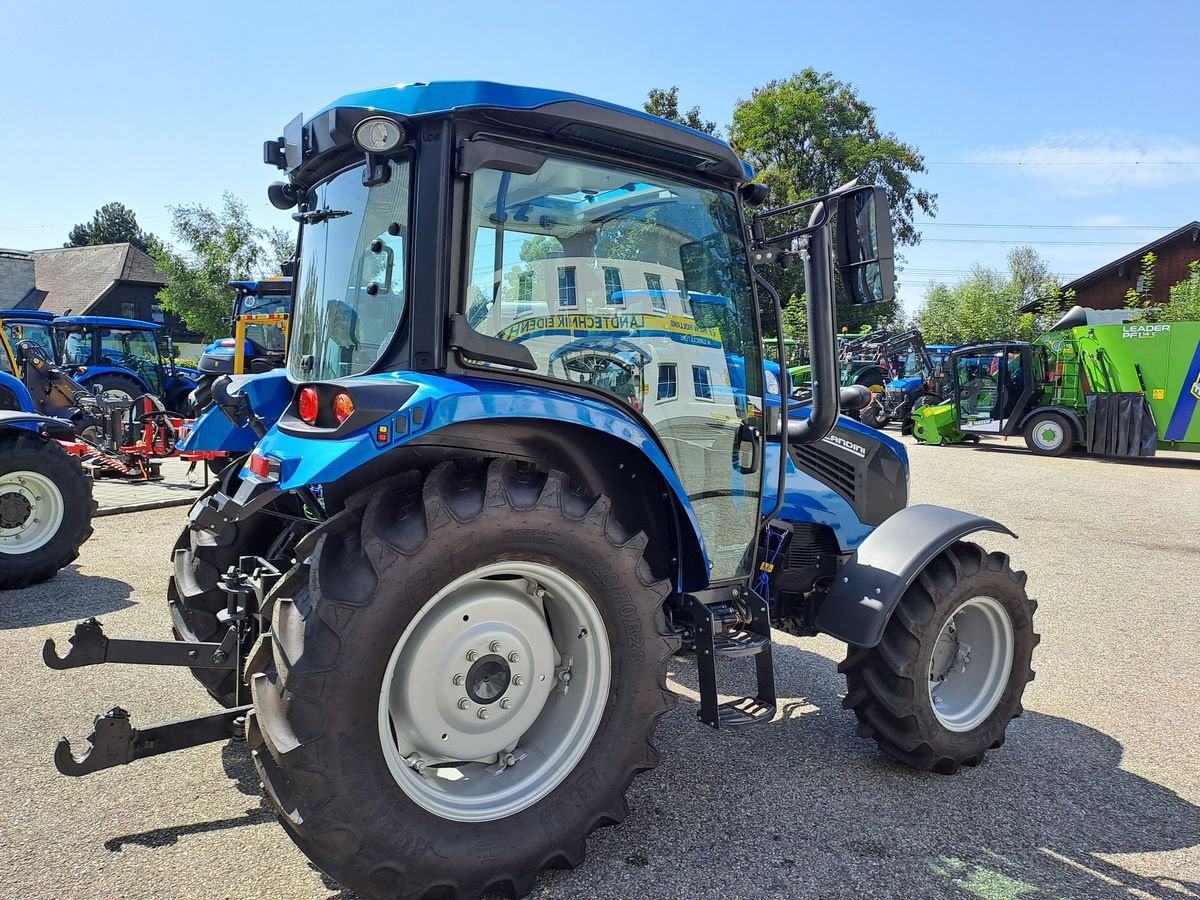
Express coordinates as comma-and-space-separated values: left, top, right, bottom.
0, 409, 76, 440
815, 503, 1016, 648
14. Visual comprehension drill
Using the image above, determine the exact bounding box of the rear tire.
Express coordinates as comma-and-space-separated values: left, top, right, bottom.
1023, 411, 1073, 457
0, 432, 94, 589
88, 373, 145, 404
248, 459, 676, 899
167, 461, 299, 706
859, 400, 889, 430
840, 541, 1037, 773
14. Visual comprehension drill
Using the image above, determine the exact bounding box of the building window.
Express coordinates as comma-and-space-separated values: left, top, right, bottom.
675, 278, 687, 299
120, 302, 136, 319
692, 365, 713, 401
149, 303, 165, 323
557, 266, 577, 307
645, 273, 666, 312
603, 266, 623, 304
657, 363, 677, 401
518, 271, 534, 304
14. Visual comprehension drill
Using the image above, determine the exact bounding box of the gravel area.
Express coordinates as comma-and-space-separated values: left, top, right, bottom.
1, 437, 1197, 899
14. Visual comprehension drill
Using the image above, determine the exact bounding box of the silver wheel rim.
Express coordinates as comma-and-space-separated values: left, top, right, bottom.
0, 470, 65, 554
928, 595, 1014, 732
378, 561, 611, 822
1033, 420, 1064, 451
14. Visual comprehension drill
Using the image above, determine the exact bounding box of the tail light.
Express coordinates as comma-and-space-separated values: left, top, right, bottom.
298, 386, 319, 424
333, 391, 355, 424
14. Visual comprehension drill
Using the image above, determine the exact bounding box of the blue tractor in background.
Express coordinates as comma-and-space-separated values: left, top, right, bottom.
54, 315, 200, 413
46, 82, 1038, 900
0, 312, 95, 588
858, 329, 954, 430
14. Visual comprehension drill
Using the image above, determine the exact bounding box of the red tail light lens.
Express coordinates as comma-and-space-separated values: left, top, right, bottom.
298, 386, 319, 424
333, 391, 355, 424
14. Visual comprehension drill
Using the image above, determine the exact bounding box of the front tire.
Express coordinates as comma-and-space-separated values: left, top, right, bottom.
248, 459, 675, 899
88, 373, 145, 404
840, 541, 1037, 773
0, 433, 94, 589
1023, 411, 1073, 457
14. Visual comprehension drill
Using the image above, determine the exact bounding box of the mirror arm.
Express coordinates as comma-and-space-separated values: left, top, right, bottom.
787, 203, 839, 446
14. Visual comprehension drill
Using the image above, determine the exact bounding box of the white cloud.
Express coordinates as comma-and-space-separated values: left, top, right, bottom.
966, 130, 1200, 197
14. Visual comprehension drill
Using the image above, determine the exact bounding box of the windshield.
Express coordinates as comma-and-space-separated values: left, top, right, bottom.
239, 293, 292, 353
3, 322, 56, 361
289, 159, 411, 381
902, 351, 923, 377
99, 328, 162, 392
464, 150, 762, 581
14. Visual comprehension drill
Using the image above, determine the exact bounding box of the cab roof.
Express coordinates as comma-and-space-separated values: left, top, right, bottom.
228, 278, 293, 296
297, 80, 753, 183
53, 315, 161, 331
0, 309, 56, 321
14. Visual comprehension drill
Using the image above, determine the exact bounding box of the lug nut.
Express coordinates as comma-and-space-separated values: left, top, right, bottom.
457, 698, 471, 710
452, 673, 465, 685
508, 651, 520, 663
466, 650, 478, 662
489, 640, 502, 653
477, 708, 490, 720
512, 675, 525, 686
500, 699, 513, 709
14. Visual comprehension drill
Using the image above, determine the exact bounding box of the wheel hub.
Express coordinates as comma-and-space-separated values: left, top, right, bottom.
465, 654, 511, 705
0, 491, 32, 529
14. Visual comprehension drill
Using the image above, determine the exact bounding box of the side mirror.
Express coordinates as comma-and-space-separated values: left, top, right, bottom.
837, 186, 895, 305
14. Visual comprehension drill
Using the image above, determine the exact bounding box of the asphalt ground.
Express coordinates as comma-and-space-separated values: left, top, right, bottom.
1, 437, 1198, 899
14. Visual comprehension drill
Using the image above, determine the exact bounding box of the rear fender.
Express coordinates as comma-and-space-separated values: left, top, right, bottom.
0, 409, 75, 439
178, 369, 292, 454
814, 504, 1016, 647
77, 365, 152, 393
248, 373, 711, 590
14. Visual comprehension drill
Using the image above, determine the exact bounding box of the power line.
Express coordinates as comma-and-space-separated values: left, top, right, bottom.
927, 160, 1200, 166
921, 237, 1148, 246
915, 221, 1178, 230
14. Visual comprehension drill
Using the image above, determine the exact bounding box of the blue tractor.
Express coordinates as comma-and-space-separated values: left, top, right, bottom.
46, 82, 1038, 900
0, 312, 95, 587
193, 277, 293, 408
53, 315, 200, 413
858, 330, 954, 430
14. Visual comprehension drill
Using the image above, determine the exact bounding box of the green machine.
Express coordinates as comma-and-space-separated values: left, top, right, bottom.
912, 310, 1200, 457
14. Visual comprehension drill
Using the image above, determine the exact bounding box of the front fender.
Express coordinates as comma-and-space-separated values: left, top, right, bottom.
814, 504, 1016, 647
178, 369, 292, 453
0, 409, 75, 438
248, 373, 711, 583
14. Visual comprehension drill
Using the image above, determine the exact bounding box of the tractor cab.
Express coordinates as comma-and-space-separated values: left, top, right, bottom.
0, 310, 58, 376
948, 341, 1043, 435
197, 277, 293, 378
51, 316, 197, 412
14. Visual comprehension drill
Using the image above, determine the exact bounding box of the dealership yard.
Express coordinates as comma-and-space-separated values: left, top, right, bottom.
1, 438, 1198, 900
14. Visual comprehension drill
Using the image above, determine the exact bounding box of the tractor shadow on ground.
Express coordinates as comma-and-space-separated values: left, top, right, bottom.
0, 565, 132, 630
101, 742, 274, 853
629, 642, 1200, 900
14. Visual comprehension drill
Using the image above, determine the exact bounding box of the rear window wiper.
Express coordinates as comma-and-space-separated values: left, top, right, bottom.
292, 207, 352, 225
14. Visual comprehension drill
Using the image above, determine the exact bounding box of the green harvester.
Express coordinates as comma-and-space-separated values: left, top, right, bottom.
912, 307, 1200, 457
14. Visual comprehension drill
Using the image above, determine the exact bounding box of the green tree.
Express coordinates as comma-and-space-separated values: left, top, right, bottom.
728, 69, 936, 333
151, 194, 295, 340
1124, 251, 1157, 312
643, 86, 718, 135
1154, 259, 1200, 322
914, 247, 1064, 344
65, 202, 158, 254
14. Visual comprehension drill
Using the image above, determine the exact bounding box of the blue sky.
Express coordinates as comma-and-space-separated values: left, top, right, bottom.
2, 0, 1197, 313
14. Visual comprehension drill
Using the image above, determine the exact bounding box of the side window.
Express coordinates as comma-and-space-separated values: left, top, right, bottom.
603, 267, 623, 305
557, 266, 577, 308
518, 272, 534, 305
657, 362, 677, 401
692, 365, 713, 401
645, 273, 666, 313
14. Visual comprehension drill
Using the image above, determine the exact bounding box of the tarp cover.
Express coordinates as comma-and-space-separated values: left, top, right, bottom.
1085, 393, 1158, 457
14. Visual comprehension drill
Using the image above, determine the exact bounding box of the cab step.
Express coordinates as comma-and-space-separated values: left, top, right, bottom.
684, 590, 777, 729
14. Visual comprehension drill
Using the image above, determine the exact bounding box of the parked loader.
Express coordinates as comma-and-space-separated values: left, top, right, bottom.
44, 82, 1038, 900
